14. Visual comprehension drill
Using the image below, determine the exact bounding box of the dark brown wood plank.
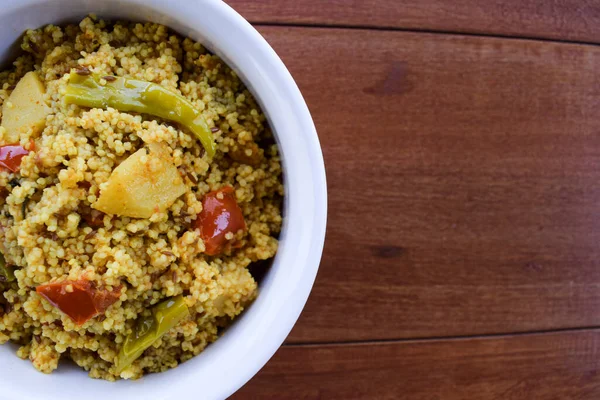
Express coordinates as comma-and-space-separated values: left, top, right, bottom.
232, 330, 600, 399
228, 0, 600, 43
255, 26, 600, 342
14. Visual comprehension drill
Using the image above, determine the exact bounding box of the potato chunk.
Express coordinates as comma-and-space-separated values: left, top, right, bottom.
94, 143, 187, 218
1, 71, 51, 143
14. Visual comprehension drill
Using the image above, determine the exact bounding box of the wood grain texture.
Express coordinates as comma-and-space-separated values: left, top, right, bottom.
254, 26, 600, 342
227, 0, 600, 43
232, 329, 600, 399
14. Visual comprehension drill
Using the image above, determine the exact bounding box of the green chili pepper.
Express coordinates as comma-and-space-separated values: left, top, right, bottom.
64, 72, 216, 158
115, 295, 189, 373
0, 253, 15, 282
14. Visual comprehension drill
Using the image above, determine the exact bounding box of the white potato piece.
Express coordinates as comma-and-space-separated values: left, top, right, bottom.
1, 71, 51, 144
94, 143, 187, 218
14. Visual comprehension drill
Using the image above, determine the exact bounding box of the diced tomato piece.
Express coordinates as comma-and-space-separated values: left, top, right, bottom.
36, 279, 121, 325
0, 144, 29, 172
194, 186, 246, 256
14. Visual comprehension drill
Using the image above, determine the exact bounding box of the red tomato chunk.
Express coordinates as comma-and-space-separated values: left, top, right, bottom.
0, 144, 29, 172
194, 186, 246, 256
36, 280, 121, 325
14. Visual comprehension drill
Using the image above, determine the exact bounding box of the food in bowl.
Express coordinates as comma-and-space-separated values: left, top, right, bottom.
0, 15, 283, 380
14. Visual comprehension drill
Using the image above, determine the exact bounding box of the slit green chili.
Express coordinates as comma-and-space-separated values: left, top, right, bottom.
64, 72, 216, 158
115, 295, 189, 373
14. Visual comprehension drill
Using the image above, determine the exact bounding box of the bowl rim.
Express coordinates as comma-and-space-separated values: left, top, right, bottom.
0, 0, 327, 399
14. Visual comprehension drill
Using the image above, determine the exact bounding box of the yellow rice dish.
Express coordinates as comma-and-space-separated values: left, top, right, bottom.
0, 16, 283, 380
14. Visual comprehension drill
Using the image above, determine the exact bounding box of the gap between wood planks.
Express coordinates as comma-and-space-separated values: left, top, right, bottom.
254, 21, 600, 48
281, 326, 600, 347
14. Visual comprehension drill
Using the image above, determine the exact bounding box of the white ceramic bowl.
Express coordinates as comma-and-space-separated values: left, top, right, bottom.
0, 1, 327, 399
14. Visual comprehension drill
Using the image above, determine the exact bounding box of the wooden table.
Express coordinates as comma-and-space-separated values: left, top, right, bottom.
226, 1, 600, 398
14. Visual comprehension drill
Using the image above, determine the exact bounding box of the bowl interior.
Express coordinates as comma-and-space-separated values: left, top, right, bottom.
0, 1, 326, 399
